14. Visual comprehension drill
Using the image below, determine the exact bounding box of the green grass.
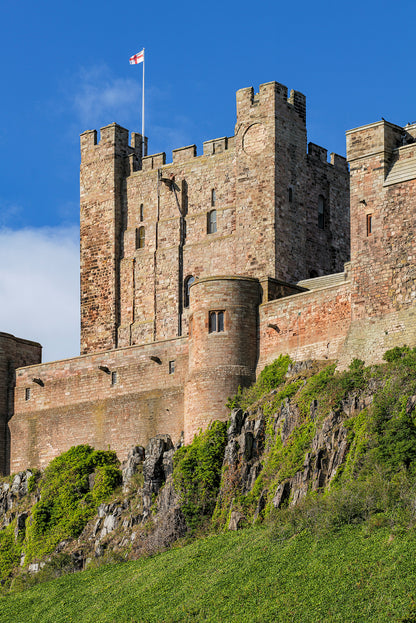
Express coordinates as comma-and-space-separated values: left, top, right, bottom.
1, 523, 416, 623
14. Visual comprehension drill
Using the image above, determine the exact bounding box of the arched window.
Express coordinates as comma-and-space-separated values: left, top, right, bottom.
207, 210, 217, 234
139, 204, 144, 222
318, 195, 326, 229
211, 189, 216, 207
136, 226, 145, 249
184, 275, 195, 308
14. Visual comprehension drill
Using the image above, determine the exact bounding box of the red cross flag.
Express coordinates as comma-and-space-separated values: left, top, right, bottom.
129, 49, 144, 65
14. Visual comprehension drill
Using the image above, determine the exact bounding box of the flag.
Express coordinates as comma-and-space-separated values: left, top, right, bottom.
129, 49, 144, 65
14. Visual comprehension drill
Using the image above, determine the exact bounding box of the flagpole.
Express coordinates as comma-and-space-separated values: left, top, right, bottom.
142, 49, 145, 157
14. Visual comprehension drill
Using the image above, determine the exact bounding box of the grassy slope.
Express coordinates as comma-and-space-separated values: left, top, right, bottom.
1, 524, 416, 623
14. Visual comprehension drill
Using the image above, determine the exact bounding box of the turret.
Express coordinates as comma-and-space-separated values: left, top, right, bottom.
184, 276, 260, 442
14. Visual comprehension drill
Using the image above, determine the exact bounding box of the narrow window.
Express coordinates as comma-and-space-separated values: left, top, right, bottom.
25, 388, 30, 401
207, 210, 217, 234
367, 214, 372, 236
139, 204, 144, 222
211, 189, 216, 206
209, 311, 225, 333
184, 276, 195, 308
288, 187, 293, 203
111, 371, 118, 385
169, 361, 175, 374
318, 195, 326, 229
136, 226, 145, 249
217, 311, 224, 332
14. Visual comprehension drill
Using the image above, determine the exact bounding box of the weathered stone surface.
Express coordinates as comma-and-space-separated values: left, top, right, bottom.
0, 470, 32, 526
122, 445, 145, 487
228, 510, 245, 531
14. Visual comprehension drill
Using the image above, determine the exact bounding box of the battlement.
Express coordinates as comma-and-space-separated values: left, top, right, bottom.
308, 143, 348, 170
130, 137, 235, 172
80, 123, 147, 162
236, 81, 306, 123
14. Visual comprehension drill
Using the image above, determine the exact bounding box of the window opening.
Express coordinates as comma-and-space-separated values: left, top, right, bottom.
169, 361, 175, 374
367, 214, 372, 236
140, 204, 144, 222
184, 276, 195, 308
25, 388, 30, 401
111, 371, 118, 385
207, 210, 217, 234
211, 189, 216, 206
288, 187, 293, 203
136, 226, 145, 249
318, 195, 326, 229
209, 310, 225, 333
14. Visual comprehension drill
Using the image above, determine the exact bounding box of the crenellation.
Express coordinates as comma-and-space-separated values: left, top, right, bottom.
330, 152, 348, 170
80, 129, 98, 150
203, 137, 228, 155
172, 144, 197, 163
288, 89, 306, 122
308, 142, 328, 162
141, 152, 167, 171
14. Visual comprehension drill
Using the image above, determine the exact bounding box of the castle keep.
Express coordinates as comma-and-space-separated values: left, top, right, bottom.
2, 80, 416, 474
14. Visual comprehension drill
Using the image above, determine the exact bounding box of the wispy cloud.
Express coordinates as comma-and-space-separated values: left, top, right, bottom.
70, 65, 138, 129
0, 201, 24, 229
0, 226, 79, 363
65, 65, 195, 157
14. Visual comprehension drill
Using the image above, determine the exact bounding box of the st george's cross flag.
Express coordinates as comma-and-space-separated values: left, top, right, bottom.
129, 49, 144, 64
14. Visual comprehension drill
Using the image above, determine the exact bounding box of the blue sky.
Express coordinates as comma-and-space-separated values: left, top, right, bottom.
1, 0, 416, 361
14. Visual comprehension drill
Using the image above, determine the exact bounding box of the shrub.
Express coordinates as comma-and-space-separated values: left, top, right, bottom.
226, 355, 292, 412
173, 421, 228, 529
23, 445, 121, 562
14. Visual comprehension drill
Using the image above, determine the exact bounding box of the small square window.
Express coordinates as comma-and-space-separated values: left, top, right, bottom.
111, 371, 118, 385
25, 388, 30, 401
169, 361, 175, 374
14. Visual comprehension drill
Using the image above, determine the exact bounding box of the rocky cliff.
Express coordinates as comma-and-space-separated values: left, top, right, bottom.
2, 349, 416, 590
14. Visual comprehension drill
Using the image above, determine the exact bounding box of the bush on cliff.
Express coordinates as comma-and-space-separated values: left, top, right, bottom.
173, 421, 228, 530
21, 446, 121, 566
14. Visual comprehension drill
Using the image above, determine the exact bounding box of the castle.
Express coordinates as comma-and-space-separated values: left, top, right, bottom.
2, 80, 416, 475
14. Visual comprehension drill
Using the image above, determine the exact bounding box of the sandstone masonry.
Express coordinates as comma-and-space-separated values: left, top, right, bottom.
3, 79, 416, 474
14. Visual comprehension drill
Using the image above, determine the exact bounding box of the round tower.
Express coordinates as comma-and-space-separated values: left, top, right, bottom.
184, 276, 260, 443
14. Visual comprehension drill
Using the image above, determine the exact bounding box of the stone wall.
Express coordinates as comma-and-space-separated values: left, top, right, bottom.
11, 339, 187, 472
338, 120, 416, 365
257, 275, 351, 371
0, 333, 41, 474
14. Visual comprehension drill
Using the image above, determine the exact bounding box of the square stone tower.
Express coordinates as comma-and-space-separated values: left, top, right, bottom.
79, 82, 350, 354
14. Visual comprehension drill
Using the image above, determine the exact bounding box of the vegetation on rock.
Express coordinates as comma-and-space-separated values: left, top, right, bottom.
3, 347, 416, 620
0, 445, 121, 588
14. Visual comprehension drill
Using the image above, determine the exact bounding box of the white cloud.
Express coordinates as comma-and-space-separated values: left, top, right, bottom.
0, 226, 79, 363
66, 65, 195, 157
71, 65, 138, 128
